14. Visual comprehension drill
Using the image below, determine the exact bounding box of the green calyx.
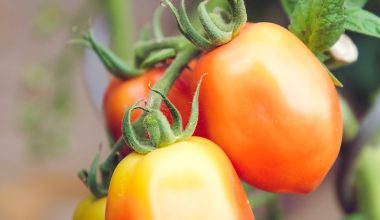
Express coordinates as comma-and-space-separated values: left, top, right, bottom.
121, 76, 204, 154
161, 0, 247, 51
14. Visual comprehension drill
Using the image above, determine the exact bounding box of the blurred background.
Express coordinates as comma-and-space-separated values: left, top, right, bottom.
0, 0, 379, 220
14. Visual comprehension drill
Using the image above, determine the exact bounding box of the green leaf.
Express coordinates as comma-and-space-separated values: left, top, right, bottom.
289, 0, 345, 54
345, 8, 380, 39
280, 0, 299, 17
344, 0, 367, 8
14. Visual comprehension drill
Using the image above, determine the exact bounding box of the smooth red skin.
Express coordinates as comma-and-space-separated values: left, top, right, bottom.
192, 22, 343, 193
103, 67, 207, 141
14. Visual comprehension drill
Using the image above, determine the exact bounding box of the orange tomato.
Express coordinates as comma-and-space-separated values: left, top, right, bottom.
192, 22, 343, 193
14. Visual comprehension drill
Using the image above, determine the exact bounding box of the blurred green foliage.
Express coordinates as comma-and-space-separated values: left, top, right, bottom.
33, 2, 65, 35
20, 0, 101, 157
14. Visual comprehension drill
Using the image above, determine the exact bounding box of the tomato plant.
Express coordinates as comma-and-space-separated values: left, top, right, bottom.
106, 137, 254, 220
191, 22, 343, 193
73, 196, 106, 220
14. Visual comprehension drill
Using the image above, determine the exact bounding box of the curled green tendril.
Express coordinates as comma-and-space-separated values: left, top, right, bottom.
228, 0, 247, 35
209, 7, 234, 32
161, 0, 247, 51
198, 1, 232, 45
162, 0, 214, 50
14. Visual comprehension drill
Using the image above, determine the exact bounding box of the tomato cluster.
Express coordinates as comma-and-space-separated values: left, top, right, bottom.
74, 10, 342, 220
102, 22, 342, 194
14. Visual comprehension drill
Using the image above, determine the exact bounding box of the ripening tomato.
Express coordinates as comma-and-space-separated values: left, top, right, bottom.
106, 137, 254, 220
103, 66, 207, 141
73, 196, 106, 220
191, 22, 343, 193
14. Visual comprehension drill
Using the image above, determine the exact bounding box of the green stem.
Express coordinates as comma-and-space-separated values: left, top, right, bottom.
153, 6, 165, 41
106, 0, 134, 61
141, 48, 176, 69
147, 42, 199, 109
134, 36, 186, 60
99, 137, 125, 180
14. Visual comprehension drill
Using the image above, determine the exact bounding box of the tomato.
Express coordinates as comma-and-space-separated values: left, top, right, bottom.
106, 137, 254, 220
103, 67, 207, 141
191, 22, 343, 193
73, 196, 106, 220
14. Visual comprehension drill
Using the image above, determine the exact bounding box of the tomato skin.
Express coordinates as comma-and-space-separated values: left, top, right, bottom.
192, 22, 343, 193
103, 67, 207, 141
106, 137, 254, 220
73, 196, 106, 220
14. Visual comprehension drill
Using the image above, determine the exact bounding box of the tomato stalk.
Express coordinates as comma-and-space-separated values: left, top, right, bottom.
146, 44, 199, 109
134, 36, 190, 68
106, 0, 134, 61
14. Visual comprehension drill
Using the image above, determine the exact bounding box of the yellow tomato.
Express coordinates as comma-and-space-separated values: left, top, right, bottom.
73, 196, 106, 220
106, 137, 254, 220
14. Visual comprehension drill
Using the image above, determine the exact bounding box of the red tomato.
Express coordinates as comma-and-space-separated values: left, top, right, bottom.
192, 22, 343, 193
103, 66, 207, 142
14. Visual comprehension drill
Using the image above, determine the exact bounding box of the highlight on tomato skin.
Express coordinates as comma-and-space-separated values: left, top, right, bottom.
105, 137, 255, 220
191, 22, 343, 194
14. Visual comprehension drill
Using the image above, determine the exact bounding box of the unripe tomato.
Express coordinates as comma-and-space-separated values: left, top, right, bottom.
106, 137, 254, 220
192, 22, 343, 193
103, 66, 207, 141
73, 196, 106, 220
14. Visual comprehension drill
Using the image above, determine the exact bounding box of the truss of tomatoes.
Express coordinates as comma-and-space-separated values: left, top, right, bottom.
76, 1, 343, 219
103, 22, 342, 194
